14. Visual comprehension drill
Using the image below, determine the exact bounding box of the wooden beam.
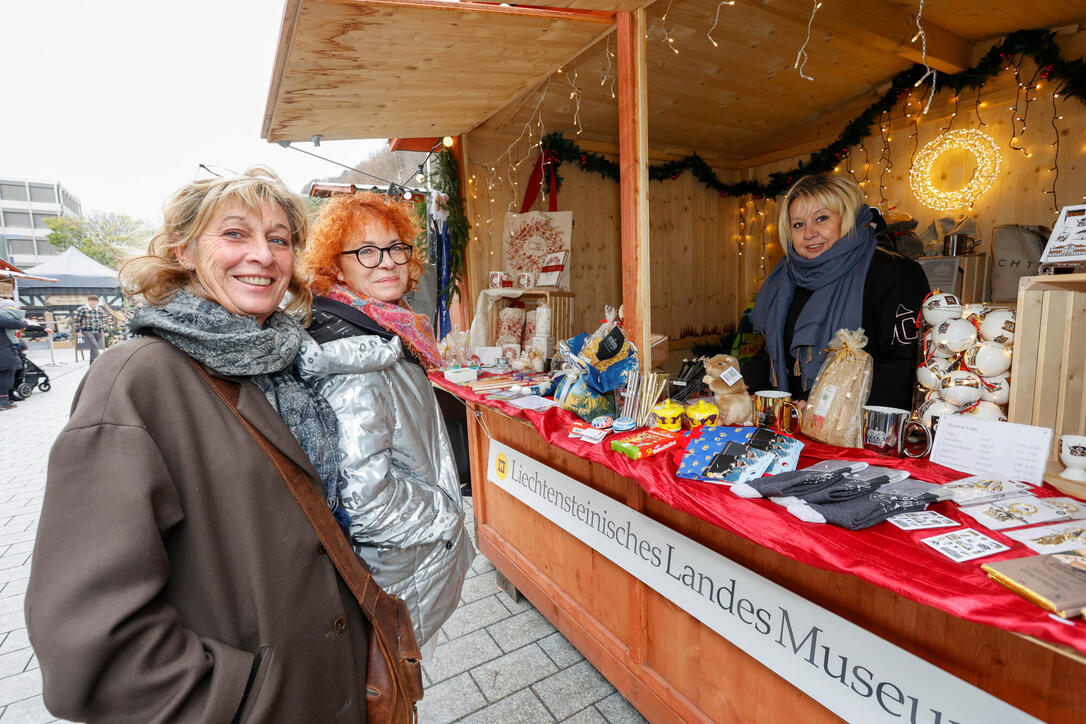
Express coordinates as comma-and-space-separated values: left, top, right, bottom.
617, 9, 651, 375
321, 0, 615, 24
261, 0, 303, 140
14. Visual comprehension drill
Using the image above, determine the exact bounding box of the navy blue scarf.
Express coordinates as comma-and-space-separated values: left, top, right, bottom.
753, 206, 876, 392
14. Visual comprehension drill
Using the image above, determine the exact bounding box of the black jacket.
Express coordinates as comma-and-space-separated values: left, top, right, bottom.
741, 249, 929, 409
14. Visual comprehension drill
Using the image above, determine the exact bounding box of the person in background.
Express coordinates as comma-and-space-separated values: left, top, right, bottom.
26, 169, 372, 721
298, 190, 473, 653
0, 298, 49, 410
72, 294, 113, 363
741, 174, 929, 410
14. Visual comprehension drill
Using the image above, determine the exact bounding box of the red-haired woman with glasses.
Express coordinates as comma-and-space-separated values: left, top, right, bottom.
297, 191, 472, 654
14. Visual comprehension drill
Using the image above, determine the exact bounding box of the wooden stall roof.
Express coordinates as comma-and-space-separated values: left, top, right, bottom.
263, 0, 1084, 164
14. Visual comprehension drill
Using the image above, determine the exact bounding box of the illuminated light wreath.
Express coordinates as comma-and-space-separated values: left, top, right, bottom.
909, 129, 1002, 211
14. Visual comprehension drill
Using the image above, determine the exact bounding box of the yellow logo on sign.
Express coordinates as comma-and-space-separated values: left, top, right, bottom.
495, 452, 509, 480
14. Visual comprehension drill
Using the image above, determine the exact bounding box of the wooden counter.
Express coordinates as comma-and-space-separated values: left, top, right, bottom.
466, 404, 1085, 723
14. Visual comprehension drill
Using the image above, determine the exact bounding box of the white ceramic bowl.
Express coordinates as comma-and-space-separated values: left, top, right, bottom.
980, 309, 1015, 346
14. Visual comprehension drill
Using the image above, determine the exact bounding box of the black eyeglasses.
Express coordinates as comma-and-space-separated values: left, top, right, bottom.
340, 242, 413, 268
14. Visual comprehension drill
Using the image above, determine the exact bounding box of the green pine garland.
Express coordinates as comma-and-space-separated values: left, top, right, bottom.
433, 149, 470, 306
542, 29, 1085, 199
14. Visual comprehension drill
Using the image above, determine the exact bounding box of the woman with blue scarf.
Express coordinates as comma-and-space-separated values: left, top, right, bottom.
742, 174, 929, 410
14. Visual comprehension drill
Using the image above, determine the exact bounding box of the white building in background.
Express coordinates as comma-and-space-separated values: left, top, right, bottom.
0, 178, 83, 267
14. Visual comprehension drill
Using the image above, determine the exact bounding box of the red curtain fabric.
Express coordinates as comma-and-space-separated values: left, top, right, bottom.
433, 373, 1086, 655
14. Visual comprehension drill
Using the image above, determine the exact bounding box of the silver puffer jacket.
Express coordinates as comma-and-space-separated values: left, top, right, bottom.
298, 332, 473, 646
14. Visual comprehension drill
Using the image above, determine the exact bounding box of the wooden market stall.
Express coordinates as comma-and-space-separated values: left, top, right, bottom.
263, 1, 1086, 721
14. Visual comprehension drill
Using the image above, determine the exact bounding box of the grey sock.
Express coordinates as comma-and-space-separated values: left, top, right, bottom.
791, 490, 939, 530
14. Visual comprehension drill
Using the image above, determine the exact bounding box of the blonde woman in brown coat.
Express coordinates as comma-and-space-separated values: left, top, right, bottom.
25, 170, 371, 722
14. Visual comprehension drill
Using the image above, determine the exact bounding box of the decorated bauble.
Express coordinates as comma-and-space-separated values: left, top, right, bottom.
922, 292, 963, 327
940, 370, 984, 407
961, 303, 991, 324
923, 329, 952, 359
917, 398, 960, 426
963, 341, 1012, 377
924, 389, 944, 402
960, 400, 1007, 422
917, 357, 954, 391
933, 318, 978, 355
980, 309, 1015, 346
979, 373, 1011, 405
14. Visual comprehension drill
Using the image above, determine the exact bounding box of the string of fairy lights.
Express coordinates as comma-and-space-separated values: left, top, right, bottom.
466, 8, 1081, 290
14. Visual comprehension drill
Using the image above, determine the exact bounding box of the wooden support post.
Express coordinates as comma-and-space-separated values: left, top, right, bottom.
616, 9, 651, 375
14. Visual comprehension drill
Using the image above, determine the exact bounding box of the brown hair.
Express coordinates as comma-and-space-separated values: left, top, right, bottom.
301, 191, 422, 297
119, 167, 313, 319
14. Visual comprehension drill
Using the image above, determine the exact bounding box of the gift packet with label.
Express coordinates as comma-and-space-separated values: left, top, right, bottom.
700, 442, 775, 486
610, 429, 684, 460
958, 496, 1086, 531
941, 475, 1035, 506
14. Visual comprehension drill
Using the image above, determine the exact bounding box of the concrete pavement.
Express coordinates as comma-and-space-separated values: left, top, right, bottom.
0, 346, 646, 723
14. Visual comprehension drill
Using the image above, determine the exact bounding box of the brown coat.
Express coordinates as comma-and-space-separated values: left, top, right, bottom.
26, 336, 369, 723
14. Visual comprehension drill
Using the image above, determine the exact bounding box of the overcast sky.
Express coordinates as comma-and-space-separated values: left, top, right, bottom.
1, 0, 387, 224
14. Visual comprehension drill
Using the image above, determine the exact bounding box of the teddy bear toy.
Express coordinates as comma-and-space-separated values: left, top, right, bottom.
702, 353, 753, 425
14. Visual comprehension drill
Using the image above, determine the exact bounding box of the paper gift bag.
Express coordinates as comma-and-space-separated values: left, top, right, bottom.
502, 211, 573, 290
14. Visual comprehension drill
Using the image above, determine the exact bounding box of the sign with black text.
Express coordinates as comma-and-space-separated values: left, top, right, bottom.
487, 441, 1037, 723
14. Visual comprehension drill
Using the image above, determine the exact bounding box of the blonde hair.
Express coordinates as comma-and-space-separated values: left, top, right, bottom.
120, 167, 313, 319
777, 174, 866, 253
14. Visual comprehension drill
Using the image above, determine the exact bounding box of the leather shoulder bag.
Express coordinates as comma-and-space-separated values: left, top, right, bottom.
189, 358, 423, 723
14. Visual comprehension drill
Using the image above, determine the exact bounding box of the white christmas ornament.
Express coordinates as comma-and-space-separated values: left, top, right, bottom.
940, 370, 984, 407
963, 341, 1012, 377
980, 373, 1011, 405
922, 292, 963, 326
923, 329, 952, 359
917, 398, 960, 426
961, 303, 991, 324
980, 309, 1015, 346
960, 400, 1007, 422
917, 357, 954, 391
933, 318, 978, 355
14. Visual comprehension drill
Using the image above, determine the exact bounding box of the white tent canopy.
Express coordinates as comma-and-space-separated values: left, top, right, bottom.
18, 247, 119, 292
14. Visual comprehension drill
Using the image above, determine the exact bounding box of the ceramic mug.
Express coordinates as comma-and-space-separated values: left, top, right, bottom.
754, 390, 801, 434
861, 406, 932, 458
1058, 434, 1086, 483
943, 233, 979, 256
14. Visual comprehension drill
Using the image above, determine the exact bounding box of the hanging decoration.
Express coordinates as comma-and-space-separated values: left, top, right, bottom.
541, 29, 1085, 201
432, 148, 470, 308
908, 129, 1002, 211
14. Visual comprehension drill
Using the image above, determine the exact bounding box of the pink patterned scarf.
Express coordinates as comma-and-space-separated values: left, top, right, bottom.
326, 284, 444, 371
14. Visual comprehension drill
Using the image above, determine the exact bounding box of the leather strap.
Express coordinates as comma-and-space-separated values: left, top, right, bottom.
187, 358, 398, 633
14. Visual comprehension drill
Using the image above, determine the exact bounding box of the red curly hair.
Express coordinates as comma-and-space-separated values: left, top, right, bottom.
301, 191, 423, 296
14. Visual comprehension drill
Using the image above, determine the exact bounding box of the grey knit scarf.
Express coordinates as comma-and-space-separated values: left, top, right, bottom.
128, 289, 342, 512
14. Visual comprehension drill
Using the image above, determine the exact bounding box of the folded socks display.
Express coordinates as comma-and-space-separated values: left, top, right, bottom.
776, 473, 894, 506
731, 467, 848, 499
788, 489, 940, 530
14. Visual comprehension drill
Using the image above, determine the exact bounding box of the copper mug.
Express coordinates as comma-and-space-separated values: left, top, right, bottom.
943, 233, 979, 256
754, 391, 801, 434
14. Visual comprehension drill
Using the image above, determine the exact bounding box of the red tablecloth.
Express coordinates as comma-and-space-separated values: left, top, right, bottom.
433, 373, 1086, 655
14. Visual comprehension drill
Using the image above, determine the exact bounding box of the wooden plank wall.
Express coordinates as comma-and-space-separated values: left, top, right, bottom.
461, 33, 1086, 346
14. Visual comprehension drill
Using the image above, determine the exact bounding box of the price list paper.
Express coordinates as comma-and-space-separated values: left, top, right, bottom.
930, 416, 1053, 485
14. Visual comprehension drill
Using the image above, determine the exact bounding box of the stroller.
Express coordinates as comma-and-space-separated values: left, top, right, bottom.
10, 346, 51, 401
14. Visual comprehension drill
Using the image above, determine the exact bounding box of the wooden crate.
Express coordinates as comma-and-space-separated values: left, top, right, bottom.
486, 289, 575, 346
1007, 273, 1086, 497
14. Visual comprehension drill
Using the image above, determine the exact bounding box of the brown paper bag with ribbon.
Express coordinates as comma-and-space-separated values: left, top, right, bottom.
800, 329, 873, 448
